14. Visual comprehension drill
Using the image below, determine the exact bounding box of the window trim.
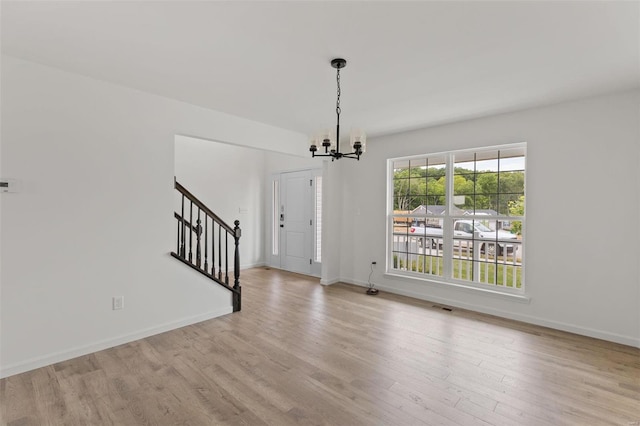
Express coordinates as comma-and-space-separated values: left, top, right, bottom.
387, 142, 526, 294
383, 269, 531, 302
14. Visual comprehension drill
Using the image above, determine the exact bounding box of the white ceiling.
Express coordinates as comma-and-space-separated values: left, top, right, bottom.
2, 1, 639, 138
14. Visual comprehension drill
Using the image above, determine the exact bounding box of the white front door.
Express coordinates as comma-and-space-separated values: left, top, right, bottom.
280, 170, 312, 275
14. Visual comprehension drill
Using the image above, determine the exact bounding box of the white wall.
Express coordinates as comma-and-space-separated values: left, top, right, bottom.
264, 150, 319, 174
174, 137, 326, 274
174, 134, 331, 278
2, 56, 637, 382
175, 135, 266, 269
320, 160, 344, 285
0, 56, 307, 377
338, 90, 640, 347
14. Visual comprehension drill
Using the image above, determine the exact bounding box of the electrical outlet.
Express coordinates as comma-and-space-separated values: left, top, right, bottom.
112, 296, 124, 310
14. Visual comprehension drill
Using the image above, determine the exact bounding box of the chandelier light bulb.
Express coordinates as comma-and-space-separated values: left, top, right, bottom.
350, 128, 366, 155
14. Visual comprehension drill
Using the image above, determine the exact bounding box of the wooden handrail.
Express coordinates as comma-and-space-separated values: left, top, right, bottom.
174, 179, 234, 235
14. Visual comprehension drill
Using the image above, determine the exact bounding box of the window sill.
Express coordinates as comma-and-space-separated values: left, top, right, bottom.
384, 272, 531, 303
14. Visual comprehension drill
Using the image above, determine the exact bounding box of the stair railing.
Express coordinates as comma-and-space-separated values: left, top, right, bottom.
171, 178, 241, 312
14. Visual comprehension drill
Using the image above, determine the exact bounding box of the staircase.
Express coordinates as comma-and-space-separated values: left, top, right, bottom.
171, 178, 241, 312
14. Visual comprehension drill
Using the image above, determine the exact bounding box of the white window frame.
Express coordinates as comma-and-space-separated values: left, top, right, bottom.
386, 143, 526, 295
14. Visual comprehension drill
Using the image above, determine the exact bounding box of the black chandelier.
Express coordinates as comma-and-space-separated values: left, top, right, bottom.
309, 58, 366, 161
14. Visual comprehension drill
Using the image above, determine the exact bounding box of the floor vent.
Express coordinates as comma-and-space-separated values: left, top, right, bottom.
433, 304, 453, 312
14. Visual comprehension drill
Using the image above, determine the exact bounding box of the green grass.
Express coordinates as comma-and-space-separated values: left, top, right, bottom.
452, 259, 522, 288
411, 256, 443, 276
393, 254, 522, 288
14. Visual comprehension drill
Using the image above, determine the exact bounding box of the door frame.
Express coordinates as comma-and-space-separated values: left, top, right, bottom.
268, 168, 322, 277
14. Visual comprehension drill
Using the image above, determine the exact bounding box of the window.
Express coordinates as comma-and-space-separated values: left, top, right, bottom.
271, 179, 279, 256
314, 176, 323, 262
388, 144, 525, 292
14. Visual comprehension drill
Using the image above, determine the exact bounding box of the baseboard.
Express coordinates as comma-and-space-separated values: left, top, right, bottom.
340, 277, 640, 348
241, 261, 265, 270
320, 277, 340, 285
0, 307, 233, 379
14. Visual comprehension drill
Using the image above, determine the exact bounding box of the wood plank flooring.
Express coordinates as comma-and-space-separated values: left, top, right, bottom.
2, 267, 639, 425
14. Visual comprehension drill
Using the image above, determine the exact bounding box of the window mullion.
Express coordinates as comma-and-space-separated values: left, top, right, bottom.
443, 153, 454, 279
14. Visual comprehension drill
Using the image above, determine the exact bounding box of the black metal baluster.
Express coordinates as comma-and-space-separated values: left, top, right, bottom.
180, 194, 186, 257
211, 221, 216, 277
218, 224, 222, 281
225, 232, 229, 284
196, 207, 202, 268
176, 218, 180, 254
233, 220, 241, 312
204, 215, 209, 274
189, 200, 193, 263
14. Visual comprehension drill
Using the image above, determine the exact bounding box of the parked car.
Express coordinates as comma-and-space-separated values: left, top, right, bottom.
454, 220, 518, 255
409, 223, 443, 249
409, 220, 518, 255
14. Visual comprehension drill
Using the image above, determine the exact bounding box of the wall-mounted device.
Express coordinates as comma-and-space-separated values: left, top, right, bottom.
0, 179, 19, 193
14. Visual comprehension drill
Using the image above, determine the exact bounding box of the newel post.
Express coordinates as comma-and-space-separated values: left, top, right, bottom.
233, 220, 241, 312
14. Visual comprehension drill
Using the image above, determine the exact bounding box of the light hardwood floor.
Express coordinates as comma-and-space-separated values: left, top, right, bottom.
1, 267, 639, 425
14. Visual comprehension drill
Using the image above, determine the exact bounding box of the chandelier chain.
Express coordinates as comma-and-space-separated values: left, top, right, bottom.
336, 68, 341, 118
